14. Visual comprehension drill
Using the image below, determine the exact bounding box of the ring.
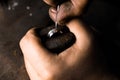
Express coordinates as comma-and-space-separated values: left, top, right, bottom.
48, 28, 58, 38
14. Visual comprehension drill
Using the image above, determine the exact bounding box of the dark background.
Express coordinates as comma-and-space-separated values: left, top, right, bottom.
0, 0, 50, 80
0, 0, 120, 80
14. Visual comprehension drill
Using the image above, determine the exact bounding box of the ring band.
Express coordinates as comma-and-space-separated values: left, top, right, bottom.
48, 28, 58, 38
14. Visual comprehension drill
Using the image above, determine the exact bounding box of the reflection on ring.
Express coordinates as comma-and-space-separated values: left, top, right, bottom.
48, 28, 58, 38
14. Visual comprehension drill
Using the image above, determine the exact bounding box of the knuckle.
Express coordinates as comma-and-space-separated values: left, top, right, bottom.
26, 28, 35, 36
19, 28, 36, 46
19, 35, 28, 48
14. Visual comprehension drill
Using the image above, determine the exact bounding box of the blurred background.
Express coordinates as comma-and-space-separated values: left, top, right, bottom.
0, 0, 120, 80
0, 0, 51, 80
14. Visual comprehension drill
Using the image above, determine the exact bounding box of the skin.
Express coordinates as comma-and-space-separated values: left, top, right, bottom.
43, 0, 88, 24
20, 19, 95, 80
19, 0, 118, 80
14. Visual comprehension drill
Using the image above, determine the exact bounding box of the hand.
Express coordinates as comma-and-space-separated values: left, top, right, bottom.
19, 19, 94, 80
43, 0, 88, 24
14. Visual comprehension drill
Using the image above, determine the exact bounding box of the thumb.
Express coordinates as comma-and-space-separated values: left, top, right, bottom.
66, 19, 93, 49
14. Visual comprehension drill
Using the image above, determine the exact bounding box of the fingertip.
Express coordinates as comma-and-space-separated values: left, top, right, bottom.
49, 7, 56, 22
49, 7, 65, 25
43, 0, 56, 7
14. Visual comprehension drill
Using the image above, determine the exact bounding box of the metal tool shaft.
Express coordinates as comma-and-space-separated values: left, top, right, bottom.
48, 5, 60, 38
55, 5, 60, 28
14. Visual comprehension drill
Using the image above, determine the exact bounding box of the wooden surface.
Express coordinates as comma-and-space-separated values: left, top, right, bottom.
0, 0, 50, 79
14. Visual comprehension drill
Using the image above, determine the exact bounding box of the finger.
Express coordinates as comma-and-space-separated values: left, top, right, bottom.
49, 0, 88, 25
43, 0, 67, 7
20, 28, 65, 78
72, 0, 88, 9
19, 28, 57, 68
49, 1, 74, 25
66, 19, 92, 49
58, 19, 93, 66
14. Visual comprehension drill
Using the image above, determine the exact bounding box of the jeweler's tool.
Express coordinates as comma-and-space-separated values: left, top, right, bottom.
48, 5, 60, 38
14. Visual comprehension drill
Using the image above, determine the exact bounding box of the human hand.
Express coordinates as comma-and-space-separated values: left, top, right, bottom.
43, 0, 88, 25
19, 19, 94, 80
